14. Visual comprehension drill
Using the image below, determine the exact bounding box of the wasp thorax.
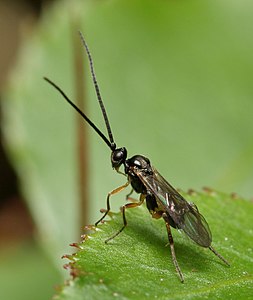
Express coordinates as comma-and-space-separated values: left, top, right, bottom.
111, 147, 127, 168
125, 155, 152, 172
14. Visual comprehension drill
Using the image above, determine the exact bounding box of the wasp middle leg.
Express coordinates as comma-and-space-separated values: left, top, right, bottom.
105, 193, 146, 243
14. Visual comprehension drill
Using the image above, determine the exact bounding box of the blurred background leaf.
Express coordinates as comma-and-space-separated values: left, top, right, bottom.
0, 0, 253, 299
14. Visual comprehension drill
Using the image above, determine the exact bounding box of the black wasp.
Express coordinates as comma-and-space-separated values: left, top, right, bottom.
44, 32, 230, 282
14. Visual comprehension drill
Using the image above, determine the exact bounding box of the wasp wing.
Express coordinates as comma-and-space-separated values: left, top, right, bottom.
135, 167, 212, 247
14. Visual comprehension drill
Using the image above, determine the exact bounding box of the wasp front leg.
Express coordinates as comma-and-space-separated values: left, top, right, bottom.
95, 181, 130, 226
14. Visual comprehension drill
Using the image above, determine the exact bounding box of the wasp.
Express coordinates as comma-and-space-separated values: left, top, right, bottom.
44, 31, 230, 282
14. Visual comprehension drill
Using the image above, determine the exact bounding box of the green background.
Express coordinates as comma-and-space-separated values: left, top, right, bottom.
1, 0, 253, 299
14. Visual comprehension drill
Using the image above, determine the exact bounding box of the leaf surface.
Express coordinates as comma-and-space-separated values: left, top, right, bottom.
57, 191, 253, 299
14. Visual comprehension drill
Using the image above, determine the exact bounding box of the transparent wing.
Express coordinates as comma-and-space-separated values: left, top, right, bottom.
135, 167, 212, 247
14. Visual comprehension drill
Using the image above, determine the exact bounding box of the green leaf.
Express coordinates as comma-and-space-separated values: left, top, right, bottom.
56, 191, 253, 299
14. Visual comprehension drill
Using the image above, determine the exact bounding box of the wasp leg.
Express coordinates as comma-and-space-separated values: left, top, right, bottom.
162, 213, 184, 283
105, 194, 146, 243
95, 181, 130, 226
125, 188, 133, 200
209, 245, 230, 266
115, 167, 127, 177
125, 188, 138, 203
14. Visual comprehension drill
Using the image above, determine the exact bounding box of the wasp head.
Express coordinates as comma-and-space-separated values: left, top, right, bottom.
111, 147, 127, 169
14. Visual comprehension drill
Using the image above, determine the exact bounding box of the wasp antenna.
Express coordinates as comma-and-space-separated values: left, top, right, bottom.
78, 31, 116, 150
44, 77, 113, 150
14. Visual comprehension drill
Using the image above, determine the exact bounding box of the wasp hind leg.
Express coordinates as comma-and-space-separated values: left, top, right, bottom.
95, 181, 130, 226
209, 245, 230, 266
105, 193, 146, 243
162, 213, 184, 283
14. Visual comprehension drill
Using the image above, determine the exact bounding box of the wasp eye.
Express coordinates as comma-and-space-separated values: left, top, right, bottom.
111, 147, 127, 168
